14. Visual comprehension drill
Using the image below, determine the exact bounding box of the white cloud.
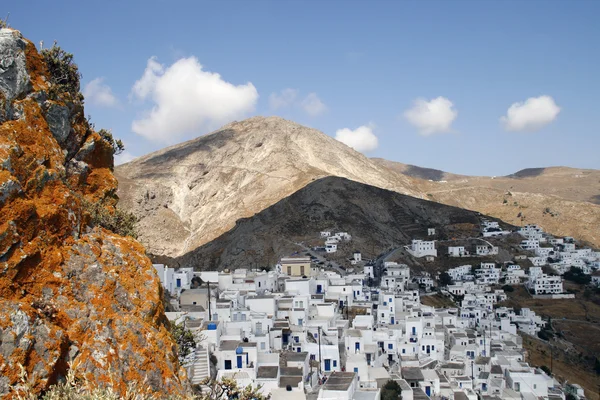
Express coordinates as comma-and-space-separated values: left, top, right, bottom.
301, 93, 327, 116
83, 78, 118, 107
335, 125, 378, 153
268, 89, 327, 117
501, 95, 560, 132
404, 96, 457, 135
130, 57, 258, 143
114, 150, 137, 166
269, 88, 298, 110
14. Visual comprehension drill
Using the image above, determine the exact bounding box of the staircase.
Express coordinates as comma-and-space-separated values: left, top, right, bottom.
190, 346, 210, 385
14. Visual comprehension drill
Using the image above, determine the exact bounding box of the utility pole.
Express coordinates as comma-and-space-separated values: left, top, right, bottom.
471, 360, 474, 380
346, 296, 349, 320
483, 326, 486, 357
207, 280, 211, 321
550, 345, 553, 374
318, 326, 322, 377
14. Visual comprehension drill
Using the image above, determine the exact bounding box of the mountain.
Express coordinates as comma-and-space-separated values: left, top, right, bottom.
117, 117, 600, 262
373, 159, 600, 204
115, 116, 420, 258
371, 158, 467, 182
171, 176, 496, 270
372, 159, 600, 248
0, 29, 185, 396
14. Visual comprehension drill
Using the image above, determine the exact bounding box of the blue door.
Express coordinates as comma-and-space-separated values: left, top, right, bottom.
324, 359, 331, 371
355, 342, 360, 351
426, 386, 431, 396
391, 317, 395, 325
237, 355, 242, 368
317, 284, 322, 293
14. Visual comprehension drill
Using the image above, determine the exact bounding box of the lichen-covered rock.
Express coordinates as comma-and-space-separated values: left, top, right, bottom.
0, 28, 186, 398
0, 29, 30, 102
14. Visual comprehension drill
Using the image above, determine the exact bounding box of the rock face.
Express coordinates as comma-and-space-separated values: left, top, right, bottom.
0, 29, 185, 397
175, 176, 494, 270
116, 116, 420, 258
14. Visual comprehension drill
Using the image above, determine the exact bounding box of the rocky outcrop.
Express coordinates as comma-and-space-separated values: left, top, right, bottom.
0, 28, 186, 397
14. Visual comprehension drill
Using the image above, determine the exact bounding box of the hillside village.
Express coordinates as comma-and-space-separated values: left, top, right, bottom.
155, 221, 600, 400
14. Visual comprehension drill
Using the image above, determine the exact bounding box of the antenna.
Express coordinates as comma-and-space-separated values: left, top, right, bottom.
5, 12, 10, 27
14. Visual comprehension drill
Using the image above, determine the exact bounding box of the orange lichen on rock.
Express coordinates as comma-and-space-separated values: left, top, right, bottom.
0, 28, 187, 397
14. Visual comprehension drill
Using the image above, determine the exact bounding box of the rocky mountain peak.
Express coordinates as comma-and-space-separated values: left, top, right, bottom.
116, 116, 419, 259
0, 28, 186, 397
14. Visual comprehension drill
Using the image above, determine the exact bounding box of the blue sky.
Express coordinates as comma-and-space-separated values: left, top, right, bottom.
8, 0, 600, 175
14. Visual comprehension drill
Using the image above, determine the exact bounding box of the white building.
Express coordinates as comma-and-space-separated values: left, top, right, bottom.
448, 246, 469, 257
528, 274, 564, 295
406, 240, 437, 258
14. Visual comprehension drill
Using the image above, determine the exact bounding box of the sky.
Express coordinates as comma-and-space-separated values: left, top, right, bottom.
7, 0, 600, 175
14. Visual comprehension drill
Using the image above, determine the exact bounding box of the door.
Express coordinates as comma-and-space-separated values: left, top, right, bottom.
355, 342, 360, 351
391, 317, 395, 325
317, 284, 322, 293
224, 360, 232, 370
237, 355, 243, 368
425, 386, 431, 396
324, 359, 331, 371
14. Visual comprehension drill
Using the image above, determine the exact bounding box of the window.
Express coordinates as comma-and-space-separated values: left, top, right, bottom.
381, 313, 384, 317
300, 266, 305, 275
261, 342, 266, 350
333, 360, 337, 367
224, 360, 232, 370
402, 349, 406, 354
388, 344, 393, 350
287, 266, 292, 275
353, 367, 359, 373
298, 318, 303, 326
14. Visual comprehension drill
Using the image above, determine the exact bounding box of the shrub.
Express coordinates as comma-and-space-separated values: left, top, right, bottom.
381, 380, 401, 400
41, 42, 82, 100
170, 321, 196, 366
439, 272, 453, 287
97, 128, 125, 156
540, 365, 552, 375
563, 267, 591, 285
83, 200, 137, 238
502, 284, 514, 292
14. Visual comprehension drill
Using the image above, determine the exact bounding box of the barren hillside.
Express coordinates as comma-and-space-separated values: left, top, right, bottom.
116, 117, 419, 257
171, 176, 490, 270
373, 159, 600, 247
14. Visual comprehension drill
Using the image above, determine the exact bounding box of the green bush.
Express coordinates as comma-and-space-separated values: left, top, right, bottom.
381, 380, 401, 400
41, 42, 82, 100
83, 199, 137, 239
502, 285, 514, 292
97, 128, 125, 156
170, 321, 196, 366
563, 267, 591, 285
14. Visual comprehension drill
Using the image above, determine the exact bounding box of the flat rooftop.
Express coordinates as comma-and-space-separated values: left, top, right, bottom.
257, 366, 278, 379
219, 340, 240, 351
401, 367, 424, 381
322, 372, 356, 391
